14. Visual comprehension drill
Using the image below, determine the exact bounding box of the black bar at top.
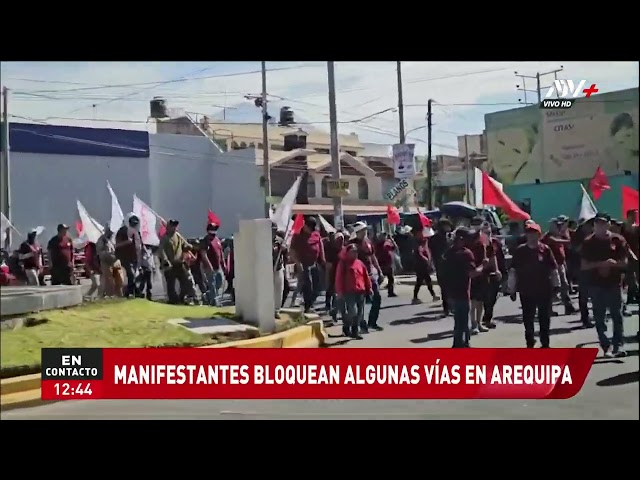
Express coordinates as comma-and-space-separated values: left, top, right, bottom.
41, 348, 103, 380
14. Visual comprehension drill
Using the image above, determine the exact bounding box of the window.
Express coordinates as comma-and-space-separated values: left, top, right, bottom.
249, 142, 255, 148
357, 177, 369, 200
321, 176, 331, 198
240, 142, 247, 149
231, 141, 239, 150
315, 148, 330, 154
307, 174, 316, 198
257, 143, 263, 149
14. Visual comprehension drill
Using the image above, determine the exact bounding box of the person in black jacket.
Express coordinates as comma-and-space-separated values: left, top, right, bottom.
430, 219, 453, 316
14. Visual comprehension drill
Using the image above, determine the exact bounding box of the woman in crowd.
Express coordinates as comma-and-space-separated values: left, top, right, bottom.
335, 243, 372, 340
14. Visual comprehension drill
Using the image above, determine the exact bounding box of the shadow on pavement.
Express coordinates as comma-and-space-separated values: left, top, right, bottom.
596, 370, 639, 387
410, 329, 454, 344
323, 338, 352, 348
494, 314, 522, 324
390, 314, 442, 326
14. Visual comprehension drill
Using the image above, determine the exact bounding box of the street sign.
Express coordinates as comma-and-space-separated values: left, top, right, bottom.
327, 179, 350, 197
384, 178, 410, 201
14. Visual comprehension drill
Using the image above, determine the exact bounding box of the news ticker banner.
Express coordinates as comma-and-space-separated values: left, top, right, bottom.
41, 347, 598, 401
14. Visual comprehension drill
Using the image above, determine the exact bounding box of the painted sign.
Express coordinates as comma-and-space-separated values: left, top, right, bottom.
392, 143, 417, 178
385, 178, 410, 201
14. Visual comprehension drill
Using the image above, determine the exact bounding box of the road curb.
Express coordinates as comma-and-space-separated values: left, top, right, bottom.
0, 320, 326, 411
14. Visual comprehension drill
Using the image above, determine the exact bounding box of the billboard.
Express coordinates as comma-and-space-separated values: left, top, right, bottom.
485, 88, 638, 185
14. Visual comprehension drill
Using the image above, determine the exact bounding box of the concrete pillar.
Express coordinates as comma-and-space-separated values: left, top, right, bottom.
234, 218, 275, 333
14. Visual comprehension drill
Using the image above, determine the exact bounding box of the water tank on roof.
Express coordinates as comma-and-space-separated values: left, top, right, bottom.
149, 97, 169, 119
279, 107, 295, 126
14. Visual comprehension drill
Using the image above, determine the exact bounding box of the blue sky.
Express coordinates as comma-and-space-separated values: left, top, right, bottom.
2, 61, 638, 156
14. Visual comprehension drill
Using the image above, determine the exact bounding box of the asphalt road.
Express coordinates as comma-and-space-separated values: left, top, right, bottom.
2, 282, 638, 420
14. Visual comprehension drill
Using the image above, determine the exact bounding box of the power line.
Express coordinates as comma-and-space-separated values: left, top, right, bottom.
7, 64, 319, 94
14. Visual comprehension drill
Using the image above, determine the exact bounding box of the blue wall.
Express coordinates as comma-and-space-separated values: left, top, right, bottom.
8, 123, 149, 158
505, 174, 639, 224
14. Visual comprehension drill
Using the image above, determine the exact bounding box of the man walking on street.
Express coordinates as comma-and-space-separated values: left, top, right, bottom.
508, 222, 559, 348
430, 219, 453, 316
482, 223, 505, 329
18, 228, 43, 286
200, 222, 226, 306
291, 217, 325, 314
96, 227, 121, 297
443, 227, 485, 348
115, 214, 143, 298
542, 218, 576, 316
581, 213, 629, 357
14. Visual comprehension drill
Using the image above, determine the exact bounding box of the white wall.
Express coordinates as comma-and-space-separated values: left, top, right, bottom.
8, 134, 263, 243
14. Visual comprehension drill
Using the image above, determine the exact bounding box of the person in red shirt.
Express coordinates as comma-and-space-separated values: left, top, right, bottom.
18, 229, 43, 286
375, 232, 398, 297
46, 223, 75, 285
542, 218, 576, 315
335, 243, 372, 340
412, 230, 438, 304
581, 213, 629, 357
468, 217, 494, 334
323, 231, 345, 315
348, 221, 383, 332
442, 227, 485, 348
200, 222, 226, 306
481, 223, 505, 329
290, 217, 325, 313
508, 222, 559, 348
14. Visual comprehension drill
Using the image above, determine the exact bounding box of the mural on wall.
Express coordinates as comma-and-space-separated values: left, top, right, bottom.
485, 88, 639, 185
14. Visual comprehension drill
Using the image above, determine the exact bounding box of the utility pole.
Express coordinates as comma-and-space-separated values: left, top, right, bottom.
1, 87, 11, 248
426, 99, 433, 210
261, 61, 271, 218
327, 62, 343, 230
515, 66, 564, 103
397, 61, 405, 143
464, 134, 470, 203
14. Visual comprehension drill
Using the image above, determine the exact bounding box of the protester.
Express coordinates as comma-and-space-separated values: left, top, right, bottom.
508, 222, 559, 348
430, 219, 453, 316
158, 219, 193, 305
290, 217, 325, 314
46, 223, 75, 285
182, 245, 200, 305
200, 222, 226, 306
348, 221, 383, 332
375, 232, 398, 297
115, 214, 143, 298
83, 240, 102, 300
442, 227, 485, 348
226, 239, 235, 304
623, 208, 639, 305
189, 239, 208, 298
18, 228, 43, 286
542, 218, 576, 315
96, 227, 121, 297
481, 221, 505, 329
412, 229, 438, 304
137, 245, 155, 301
323, 231, 344, 315
272, 229, 288, 319
572, 218, 595, 328
468, 216, 493, 334
335, 243, 372, 340
581, 213, 628, 357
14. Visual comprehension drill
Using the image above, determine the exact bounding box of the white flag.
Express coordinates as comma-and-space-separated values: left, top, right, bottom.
76, 201, 104, 244
270, 175, 302, 232
133, 195, 160, 246
578, 184, 597, 221
107, 181, 125, 233
317, 215, 336, 234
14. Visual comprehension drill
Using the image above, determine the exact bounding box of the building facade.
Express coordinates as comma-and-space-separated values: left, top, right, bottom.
156, 116, 396, 215
3, 123, 262, 241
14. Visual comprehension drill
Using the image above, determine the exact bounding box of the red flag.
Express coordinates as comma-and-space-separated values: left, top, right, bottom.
291, 214, 305, 235
75, 220, 83, 236
481, 171, 530, 221
622, 186, 639, 224
158, 220, 166, 237
417, 209, 432, 228
386, 205, 401, 225
207, 209, 221, 226
588, 166, 610, 200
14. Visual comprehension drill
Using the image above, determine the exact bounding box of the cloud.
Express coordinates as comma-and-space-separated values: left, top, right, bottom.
2, 61, 638, 155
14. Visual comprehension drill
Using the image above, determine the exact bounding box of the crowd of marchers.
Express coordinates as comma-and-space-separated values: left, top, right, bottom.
279, 209, 639, 353
2, 206, 638, 355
